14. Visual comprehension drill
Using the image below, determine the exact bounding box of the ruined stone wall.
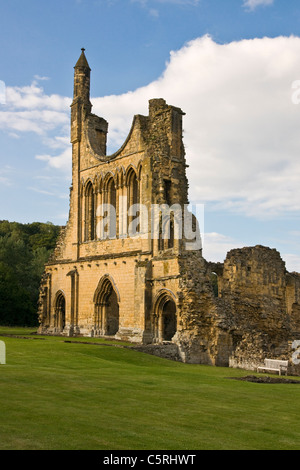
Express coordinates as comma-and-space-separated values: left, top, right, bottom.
172, 252, 233, 366
215, 246, 296, 369
286, 272, 300, 337
38, 50, 300, 373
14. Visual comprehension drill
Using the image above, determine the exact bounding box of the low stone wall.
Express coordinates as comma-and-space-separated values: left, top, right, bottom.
129, 342, 182, 361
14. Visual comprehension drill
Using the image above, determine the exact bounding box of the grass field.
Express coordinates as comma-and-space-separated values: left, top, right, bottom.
0, 326, 300, 450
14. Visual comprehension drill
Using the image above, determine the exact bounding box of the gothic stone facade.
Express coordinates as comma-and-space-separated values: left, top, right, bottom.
38, 50, 300, 371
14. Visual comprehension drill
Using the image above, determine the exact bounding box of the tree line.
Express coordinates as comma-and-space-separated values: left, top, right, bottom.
0, 220, 60, 327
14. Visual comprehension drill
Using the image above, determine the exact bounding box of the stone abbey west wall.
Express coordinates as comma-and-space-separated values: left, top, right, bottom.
38, 49, 190, 347
38, 50, 300, 373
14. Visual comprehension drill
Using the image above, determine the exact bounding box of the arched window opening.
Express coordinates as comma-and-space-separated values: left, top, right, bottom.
158, 213, 163, 251
211, 272, 219, 298
127, 169, 139, 235
85, 181, 95, 241
160, 211, 175, 251
163, 179, 172, 206
168, 213, 174, 249
128, 170, 139, 206
106, 178, 116, 239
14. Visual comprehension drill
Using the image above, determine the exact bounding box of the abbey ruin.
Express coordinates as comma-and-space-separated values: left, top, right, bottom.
38, 49, 300, 373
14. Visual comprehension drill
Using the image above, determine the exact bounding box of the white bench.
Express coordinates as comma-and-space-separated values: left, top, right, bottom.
0, 341, 5, 365
257, 358, 288, 376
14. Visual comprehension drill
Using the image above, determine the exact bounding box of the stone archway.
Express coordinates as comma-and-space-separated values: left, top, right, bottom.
153, 290, 177, 342
162, 299, 177, 341
54, 291, 66, 331
94, 276, 120, 336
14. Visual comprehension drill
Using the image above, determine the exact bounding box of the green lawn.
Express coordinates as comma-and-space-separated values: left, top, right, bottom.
0, 326, 300, 450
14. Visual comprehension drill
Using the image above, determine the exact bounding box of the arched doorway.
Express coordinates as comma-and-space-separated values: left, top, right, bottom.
162, 299, 177, 341
54, 291, 66, 331
94, 276, 120, 336
153, 290, 177, 342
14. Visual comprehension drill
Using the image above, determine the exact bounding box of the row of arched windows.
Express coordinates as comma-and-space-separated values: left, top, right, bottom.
81, 166, 177, 250
82, 167, 139, 242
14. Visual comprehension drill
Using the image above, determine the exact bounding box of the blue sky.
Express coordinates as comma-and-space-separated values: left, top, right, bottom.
1, 0, 300, 271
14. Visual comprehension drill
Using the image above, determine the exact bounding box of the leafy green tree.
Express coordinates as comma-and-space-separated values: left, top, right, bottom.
0, 261, 35, 326
0, 220, 60, 326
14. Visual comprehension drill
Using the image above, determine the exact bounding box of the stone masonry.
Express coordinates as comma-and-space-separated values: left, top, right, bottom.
38, 50, 300, 373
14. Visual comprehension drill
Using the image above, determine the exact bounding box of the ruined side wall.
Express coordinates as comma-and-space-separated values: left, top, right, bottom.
218, 246, 293, 369
172, 252, 233, 366
286, 272, 300, 335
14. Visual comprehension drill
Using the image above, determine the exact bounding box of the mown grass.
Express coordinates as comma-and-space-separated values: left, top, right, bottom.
0, 326, 300, 450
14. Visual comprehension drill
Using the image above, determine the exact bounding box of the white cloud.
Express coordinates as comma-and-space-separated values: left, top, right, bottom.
36, 146, 72, 172
3, 36, 300, 221
2, 35, 300, 269
0, 176, 11, 185
0, 109, 69, 135
0, 80, 5, 105
0, 81, 70, 136
0, 165, 14, 186
27, 187, 56, 196
156, 0, 200, 3
34, 75, 50, 81
131, 0, 200, 15
93, 35, 300, 219
132, 0, 199, 5
282, 254, 300, 273
149, 8, 159, 16
203, 233, 300, 272
0, 79, 71, 177
5, 82, 70, 111
202, 232, 244, 263
243, 0, 274, 11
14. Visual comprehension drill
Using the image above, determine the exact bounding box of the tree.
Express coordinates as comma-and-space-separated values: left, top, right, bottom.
0, 220, 61, 326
